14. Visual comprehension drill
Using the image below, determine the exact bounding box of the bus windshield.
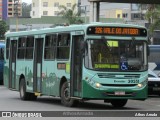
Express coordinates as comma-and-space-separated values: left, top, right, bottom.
85, 39, 147, 71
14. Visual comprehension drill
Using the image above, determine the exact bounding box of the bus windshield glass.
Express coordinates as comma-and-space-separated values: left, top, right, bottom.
85, 39, 147, 71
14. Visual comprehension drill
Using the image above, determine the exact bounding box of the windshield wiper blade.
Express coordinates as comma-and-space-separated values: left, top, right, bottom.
130, 37, 136, 48
101, 36, 112, 53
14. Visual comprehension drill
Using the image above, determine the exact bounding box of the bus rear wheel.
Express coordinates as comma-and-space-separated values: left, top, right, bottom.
61, 81, 78, 107
19, 79, 37, 100
110, 99, 128, 108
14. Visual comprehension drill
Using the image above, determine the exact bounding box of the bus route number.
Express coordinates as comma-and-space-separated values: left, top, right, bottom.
128, 79, 139, 83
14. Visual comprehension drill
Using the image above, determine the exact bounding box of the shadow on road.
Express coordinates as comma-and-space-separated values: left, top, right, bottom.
148, 95, 160, 98
31, 97, 139, 110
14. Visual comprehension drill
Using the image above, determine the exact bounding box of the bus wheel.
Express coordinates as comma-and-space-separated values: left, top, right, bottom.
61, 81, 78, 107
19, 79, 30, 100
110, 99, 128, 108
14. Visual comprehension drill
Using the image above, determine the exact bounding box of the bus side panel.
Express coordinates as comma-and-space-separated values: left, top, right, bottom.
42, 61, 70, 96
16, 61, 34, 92
42, 61, 59, 96
25, 61, 34, 93
16, 61, 25, 90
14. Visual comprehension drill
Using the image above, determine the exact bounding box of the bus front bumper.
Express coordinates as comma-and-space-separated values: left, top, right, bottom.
82, 80, 148, 100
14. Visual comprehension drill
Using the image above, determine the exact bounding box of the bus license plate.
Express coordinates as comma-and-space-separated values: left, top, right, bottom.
115, 91, 125, 95
153, 87, 160, 91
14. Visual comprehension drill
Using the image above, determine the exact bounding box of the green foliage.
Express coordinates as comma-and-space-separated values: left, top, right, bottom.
145, 4, 160, 34
0, 20, 8, 40
58, 4, 84, 24
22, 2, 31, 18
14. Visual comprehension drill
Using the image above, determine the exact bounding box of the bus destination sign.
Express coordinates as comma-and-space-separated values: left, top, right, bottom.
87, 26, 147, 37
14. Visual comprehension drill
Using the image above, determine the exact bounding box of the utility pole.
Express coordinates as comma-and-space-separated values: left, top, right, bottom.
14, 0, 19, 32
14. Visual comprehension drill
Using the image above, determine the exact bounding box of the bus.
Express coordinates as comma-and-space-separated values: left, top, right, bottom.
4, 23, 149, 107
0, 41, 5, 85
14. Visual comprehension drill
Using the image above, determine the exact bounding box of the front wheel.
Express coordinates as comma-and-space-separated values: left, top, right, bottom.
110, 99, 128, 108
61, 81, 78, 107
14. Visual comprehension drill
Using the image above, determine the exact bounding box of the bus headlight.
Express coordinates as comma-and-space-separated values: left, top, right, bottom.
137, 84, 143, 88
137, 80, 147, 88
95, 83, 101, 88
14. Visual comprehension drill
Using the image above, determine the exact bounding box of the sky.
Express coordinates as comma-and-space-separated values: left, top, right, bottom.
22, 0, 32, 4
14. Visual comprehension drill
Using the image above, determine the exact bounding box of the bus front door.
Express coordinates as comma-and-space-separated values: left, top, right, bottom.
33, 38, 44, 93
9, 40, 17, 89
70, 35, 83, 97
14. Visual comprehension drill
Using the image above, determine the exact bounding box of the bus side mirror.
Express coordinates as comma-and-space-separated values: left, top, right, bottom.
147, 45, 150, 56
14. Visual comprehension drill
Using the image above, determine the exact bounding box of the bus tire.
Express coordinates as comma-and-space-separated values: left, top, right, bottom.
19, 79, 30, 100
61, 81, 78, 107
110, 99, 128, 108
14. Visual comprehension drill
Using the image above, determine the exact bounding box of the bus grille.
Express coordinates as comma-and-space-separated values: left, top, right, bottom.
97, 73, 140, 79
101, 84, 137, 87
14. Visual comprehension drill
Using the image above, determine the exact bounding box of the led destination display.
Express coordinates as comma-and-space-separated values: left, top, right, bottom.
87, 26, 147, 37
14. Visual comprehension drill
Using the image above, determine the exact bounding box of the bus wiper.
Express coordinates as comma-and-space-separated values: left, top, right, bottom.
101, 36, 112, 53
130, 37, 135, 48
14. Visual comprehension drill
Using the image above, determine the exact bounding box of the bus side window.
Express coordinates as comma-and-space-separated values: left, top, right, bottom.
25, 36, 34, 59
18, 37, 26, 59
0, 48, 4, 60
57, 33, 70, 59
44, 34, 56, 60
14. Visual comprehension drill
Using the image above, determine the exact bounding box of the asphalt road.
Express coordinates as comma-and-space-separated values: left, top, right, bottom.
0, 85, 160, 110
0, 85, 159, 119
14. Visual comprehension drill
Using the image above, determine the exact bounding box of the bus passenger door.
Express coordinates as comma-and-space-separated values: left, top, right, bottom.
9, 40, 17, 89
70, 35, 84, 97
33, 38, 44, 93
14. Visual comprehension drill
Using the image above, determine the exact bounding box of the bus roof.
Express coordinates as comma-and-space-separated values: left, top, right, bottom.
5, 23, 146, 38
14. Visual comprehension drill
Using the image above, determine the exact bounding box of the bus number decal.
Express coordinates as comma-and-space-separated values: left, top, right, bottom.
128, 79, 139, 83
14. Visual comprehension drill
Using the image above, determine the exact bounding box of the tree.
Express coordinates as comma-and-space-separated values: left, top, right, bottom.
58, 4, 83, 24
0, 20, 8, 40
22, 2, 31, 18
145, 4, 160, 34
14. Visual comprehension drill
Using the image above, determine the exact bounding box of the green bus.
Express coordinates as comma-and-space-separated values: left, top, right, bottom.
4, 23, 149, 107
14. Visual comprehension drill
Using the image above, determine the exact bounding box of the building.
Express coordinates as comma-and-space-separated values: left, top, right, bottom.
80, 1, 150, 27
8, 0, 22, 17
31, 0, 77, 18
1, 0, 22, 20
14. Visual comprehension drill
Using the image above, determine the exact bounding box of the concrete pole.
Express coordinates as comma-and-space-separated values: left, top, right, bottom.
89, 2, 100, 22
96, 2, 100, 22
89, 2, 94, 22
